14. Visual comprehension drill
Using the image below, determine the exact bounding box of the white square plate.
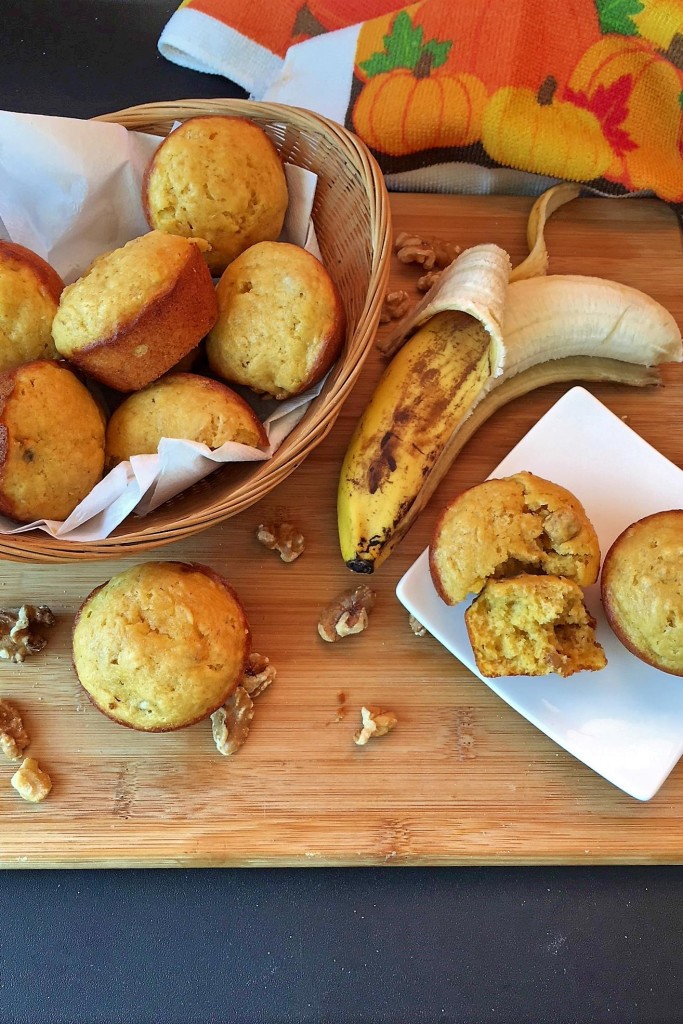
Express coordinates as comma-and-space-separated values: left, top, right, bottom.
396, 387, 683, 801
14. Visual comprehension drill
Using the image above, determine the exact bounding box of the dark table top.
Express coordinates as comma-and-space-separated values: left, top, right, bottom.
1, 3, 682, 1023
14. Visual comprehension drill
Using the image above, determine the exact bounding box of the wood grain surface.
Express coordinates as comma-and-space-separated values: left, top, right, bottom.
1, 193, 682, 868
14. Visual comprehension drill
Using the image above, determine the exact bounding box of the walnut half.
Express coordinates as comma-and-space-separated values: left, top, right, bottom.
211, 687, 254, 756
257, 522, 305, 563
241, 652, 277, 699
353, 706, 398, 746
11, 757, 51, 803
380, 289, 412, 324
394, 231, 461, 271
0, 604, 56, 663
0, 699, 29, 761
318, 585, 375, 643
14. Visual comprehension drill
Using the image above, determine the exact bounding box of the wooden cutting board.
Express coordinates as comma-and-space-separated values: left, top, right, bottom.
1, 194, 683, 868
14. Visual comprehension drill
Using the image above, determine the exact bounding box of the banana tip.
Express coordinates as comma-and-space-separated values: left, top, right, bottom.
346, 558, 375, 575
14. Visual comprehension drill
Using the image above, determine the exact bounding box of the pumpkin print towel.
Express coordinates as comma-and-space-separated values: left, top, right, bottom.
159, 0, 683, 202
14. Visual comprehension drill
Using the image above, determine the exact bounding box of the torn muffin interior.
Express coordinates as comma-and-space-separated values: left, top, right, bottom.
464, 573, 607, 678
430, 472, 601, 605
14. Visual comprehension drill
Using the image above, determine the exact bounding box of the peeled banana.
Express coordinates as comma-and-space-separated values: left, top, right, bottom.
339, 221, 682, 573
338, 312, 492, 573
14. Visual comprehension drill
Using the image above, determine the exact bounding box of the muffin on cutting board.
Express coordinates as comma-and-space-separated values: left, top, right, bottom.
0, 360, 105, 523
601, 510, 683, 676
207, 241, 345, 400
0, 240, 64, 372
105, 372, 268, 468
72, 561, 251, 731
430, 471, 601, 606
51, 231, 218, 392
143, 116, 289, 275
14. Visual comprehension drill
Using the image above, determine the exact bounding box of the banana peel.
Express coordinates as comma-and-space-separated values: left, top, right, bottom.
338, 190, 683, 574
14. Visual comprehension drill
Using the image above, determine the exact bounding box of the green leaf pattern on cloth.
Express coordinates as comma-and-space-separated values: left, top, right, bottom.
594, 0, 645, 37
359, 9, 451, 77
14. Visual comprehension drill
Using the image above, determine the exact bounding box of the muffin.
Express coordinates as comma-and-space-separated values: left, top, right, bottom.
601, 510, 683, 676
465, 574, 607, 678
105, 372, 268, 467
0, 240, 64, 372
72, 561, 251, 731
0, 360, 105, 523
51, 231, 218, 392
143, 116, 289, 275
430, 471, 600, 605
206, 241, 345, 399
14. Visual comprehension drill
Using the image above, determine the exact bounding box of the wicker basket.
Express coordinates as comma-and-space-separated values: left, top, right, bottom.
0, 99, 391, 563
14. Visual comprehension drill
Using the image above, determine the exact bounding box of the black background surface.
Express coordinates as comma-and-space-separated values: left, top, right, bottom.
0, 3, 682, 1023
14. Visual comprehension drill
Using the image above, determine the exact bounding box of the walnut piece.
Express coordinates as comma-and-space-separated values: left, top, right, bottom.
211, 686, 254, 756
257, 522, 305, 563
380, 289, 412, 324
394, 231, 461, 271
11, 757, 51, 802
0, 699, 29, 761
318, 585, 375, 643
354, 706, 398, 746
242, 652, 276, 699
0, 604, 55, 663
408, 614, 428, 637
417, 269, 442, 292
543, 507, 582, 546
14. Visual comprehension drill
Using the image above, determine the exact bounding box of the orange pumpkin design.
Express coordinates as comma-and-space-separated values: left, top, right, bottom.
566, 37, 683, 200
354, 0, 601, 94
352, 11, 486, 156
482, 76, 613, 182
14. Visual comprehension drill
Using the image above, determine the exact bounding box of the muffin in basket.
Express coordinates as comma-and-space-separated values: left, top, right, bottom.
51, 231, 218, 392
104, 372, 268, 468
207, 241, 345, 400
0, 240, 64, 372
143, 115, 289, 275
601, 510, 683, 676
0, 360, 105, 523
430, 471, 600, 605
72, 561, 251, 731
465, 574, 607, 678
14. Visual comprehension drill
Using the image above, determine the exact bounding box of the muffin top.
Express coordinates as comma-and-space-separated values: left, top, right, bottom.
105, 372, 268, 467
0, 360, 105, 523
51, 231, 210, 357
72, 561, 251, 731
143, 116, 289, 274
0, 241, 63, 372
601, 510, 683, 676
206, 241, 345, 399
430, 471, 601, 605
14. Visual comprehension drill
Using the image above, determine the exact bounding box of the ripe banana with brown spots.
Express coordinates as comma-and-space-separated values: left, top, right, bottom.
338, 251, 682, 574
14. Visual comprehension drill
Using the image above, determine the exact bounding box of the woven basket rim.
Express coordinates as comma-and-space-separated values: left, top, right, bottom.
0, 99, 391, 562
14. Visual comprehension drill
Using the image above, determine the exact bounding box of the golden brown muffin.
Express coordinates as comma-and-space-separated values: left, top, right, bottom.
465, 574, 607, 678
0, 240, 64, 372
601, 510, 683, 676
51, 231, 218, 392
72, 561, 251, 732
143, 116, 289, 275
430, 471, 600, 605
206, 241, 345, 399
105, 372, 268, 467
0, 360, 105, 523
